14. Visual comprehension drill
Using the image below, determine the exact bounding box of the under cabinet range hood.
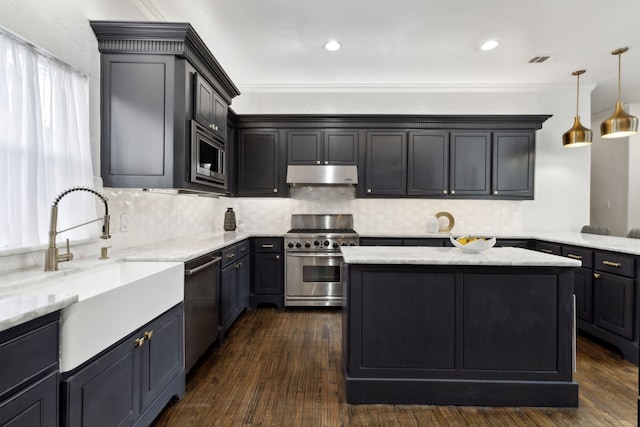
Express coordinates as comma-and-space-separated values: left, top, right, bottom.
286, 165, 358, 186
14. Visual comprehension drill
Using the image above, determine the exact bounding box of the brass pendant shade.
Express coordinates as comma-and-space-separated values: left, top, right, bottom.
563, 70, 592, 147
601, 47, 638, 139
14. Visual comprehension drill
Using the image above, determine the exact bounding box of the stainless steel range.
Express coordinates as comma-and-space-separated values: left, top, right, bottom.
284, 214, 359, 307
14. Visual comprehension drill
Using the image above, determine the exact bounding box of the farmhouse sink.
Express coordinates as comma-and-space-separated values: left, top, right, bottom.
7, 261, 184, 372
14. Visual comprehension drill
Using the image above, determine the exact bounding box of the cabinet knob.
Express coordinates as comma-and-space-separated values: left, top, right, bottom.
275, 255, 280, 260
317, 160, 321, 165
494, 191, 498, 195
324, 161, 328, 165
273, 188, 278, 193
367, 189, 372, 193
134, 337, 145, 347
143, 330, 154, 340
209, 124, 219, 131
451, 190, 456, 194
443, 190, 447, 194
594, 273, 601, 279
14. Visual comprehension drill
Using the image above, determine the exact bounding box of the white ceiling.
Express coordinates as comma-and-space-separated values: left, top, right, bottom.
74, 0, 640, 114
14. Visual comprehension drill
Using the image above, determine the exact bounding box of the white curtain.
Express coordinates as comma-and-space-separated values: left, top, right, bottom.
0, 28, 96, 250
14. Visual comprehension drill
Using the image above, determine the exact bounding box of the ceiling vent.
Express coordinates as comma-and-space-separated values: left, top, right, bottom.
528, 55, 556, 64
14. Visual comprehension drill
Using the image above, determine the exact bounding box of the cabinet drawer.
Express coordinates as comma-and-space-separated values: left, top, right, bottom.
0, 314, 58, 399
536, 241, 561, 255
237, 240, 251, 258
562, 246, 593, 269
253, 238, 283, 253
595, 252, 635, 277
221, 244, 238, 268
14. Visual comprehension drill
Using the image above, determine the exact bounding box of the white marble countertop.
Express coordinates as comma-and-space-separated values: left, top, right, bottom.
360, 231, 640, 256
0, 294, 78, 332
341, 246, 582, 267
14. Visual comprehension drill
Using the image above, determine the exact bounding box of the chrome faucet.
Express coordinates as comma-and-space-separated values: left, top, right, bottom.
44, 187, 111, 271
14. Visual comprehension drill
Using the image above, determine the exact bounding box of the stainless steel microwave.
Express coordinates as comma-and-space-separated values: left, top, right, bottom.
190, 120, 225, 188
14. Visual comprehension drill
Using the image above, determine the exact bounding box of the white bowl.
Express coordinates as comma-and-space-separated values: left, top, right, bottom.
450, 236, 496, 252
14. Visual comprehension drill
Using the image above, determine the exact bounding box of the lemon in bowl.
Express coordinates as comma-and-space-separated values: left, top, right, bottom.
450, 235, 496, 252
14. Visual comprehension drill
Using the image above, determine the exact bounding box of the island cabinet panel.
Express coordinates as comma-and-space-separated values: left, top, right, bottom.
359, 271, 455, 370
462, 273, 559, 372
344, 264, 577, 407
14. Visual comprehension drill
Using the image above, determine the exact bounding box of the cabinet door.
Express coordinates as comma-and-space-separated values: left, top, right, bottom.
238, 130, 285, 196
253, 253, 284, 294
63, 334, 140, 427
492, 132, 534, 198
407, 131, 449, 196
220, 263, 238, 324
0, 373, 57, 427
102, 55, 175, 188
593, 271, 634, 339
238, 254, 251, 308
324, 130, 358, 165
449, 132, 491, 196
574, 267, 594, 322
287, 131, 322, 165
194, 73, 227, 141
365, 131, 406, 196
140, 305, 184, 411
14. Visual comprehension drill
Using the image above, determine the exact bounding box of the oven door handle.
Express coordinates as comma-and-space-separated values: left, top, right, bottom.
286, 252, 342, 258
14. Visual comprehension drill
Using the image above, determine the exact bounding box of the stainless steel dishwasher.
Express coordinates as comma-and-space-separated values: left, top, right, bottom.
184, 252, 221, 373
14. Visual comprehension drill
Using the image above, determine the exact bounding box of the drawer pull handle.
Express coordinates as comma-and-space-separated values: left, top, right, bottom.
227, 253, 236, 259
594, 273, 601, 279
540, 249, 553, 254
567, 254, 582, 260
134, 337, 145, 347
262, 244, 274, 248
602, 260, 621, 268
143, 330, 154, 340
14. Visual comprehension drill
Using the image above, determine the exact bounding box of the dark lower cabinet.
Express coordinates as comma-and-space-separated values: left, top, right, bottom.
61, 304, 185, 427
573, 267, 594, 322
593, 271, 634, 340
251, 238, 284, 308
219, 240, 251, 343
0, 312, 59, 427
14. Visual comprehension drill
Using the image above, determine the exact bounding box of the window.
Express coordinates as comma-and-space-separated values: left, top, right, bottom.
0, 27, 97, 251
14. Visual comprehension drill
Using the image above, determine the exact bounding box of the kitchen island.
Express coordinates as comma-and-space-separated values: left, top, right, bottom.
341, 246, 581, 407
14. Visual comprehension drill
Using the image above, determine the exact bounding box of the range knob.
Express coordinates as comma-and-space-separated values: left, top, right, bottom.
332, 242, 339, 248
295, 242, 302, 248
314, 240, 320, 246
341, 242, 348, 246
349, 242, 356, 246
323, 240, 330, 247
305, 242, 311, 248
287, 242, 294, 248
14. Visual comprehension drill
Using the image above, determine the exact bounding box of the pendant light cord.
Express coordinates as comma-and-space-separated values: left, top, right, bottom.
617, 52, 622, 102
576, 72, 580, 115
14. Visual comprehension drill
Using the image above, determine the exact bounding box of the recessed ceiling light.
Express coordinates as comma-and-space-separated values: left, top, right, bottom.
324, 40, 341, 51
480, 40, 500, 51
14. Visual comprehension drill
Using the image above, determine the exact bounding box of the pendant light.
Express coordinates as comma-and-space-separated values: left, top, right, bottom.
600, 47, 638, 139
563, 70, 592, 147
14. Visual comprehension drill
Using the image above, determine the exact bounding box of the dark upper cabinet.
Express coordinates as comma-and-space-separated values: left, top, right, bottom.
287, 130, 358, 165
91, 21, 240, 194
449, 132, 491, 196
492, 132, 535, 198
237, 130, 287, 196
194, 73, 227, 141
364, 131, 407, 196
407, 131, 449, 196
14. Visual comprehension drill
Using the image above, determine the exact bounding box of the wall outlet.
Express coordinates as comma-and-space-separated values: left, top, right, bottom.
120, 214, 130, 232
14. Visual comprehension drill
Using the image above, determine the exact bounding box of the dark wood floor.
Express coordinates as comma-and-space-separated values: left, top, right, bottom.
152, 308, 638, 427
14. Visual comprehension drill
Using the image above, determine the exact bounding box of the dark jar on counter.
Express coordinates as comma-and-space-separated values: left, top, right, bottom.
224, 207, 237, 231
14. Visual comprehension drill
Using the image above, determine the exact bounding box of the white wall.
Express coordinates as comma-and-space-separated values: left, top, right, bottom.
0, 0, 593, 273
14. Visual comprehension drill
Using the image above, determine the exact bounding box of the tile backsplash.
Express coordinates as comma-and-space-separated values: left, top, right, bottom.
1, 186, 524, 272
